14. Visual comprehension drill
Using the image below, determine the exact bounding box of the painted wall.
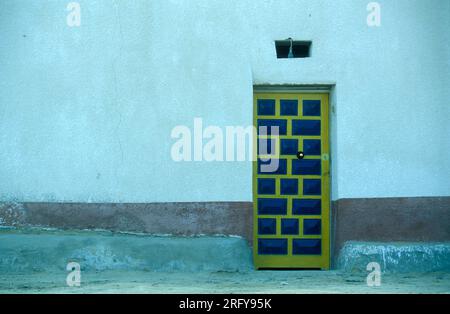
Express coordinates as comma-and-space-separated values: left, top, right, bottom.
0, 0, 449, 202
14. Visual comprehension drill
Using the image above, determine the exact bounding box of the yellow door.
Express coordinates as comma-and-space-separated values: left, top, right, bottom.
253, 92, 330, 269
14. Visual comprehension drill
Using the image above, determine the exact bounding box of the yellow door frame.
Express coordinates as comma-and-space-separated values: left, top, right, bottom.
253, 88, 331, 269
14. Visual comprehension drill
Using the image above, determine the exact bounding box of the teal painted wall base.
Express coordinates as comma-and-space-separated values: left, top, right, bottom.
337, 241, 450, 273
0, 228, 253, 273
1, 228, 450, 274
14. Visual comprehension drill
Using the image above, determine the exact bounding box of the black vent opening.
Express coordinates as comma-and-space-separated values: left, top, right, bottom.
275, 40, 311, 59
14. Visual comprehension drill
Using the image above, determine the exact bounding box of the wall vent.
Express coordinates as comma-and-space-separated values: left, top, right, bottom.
275, 39, 311, 59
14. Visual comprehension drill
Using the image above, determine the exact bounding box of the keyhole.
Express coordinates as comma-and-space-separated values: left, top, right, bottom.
297, 152, 305, 160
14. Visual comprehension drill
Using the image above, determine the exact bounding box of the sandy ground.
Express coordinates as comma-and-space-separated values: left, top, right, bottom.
1, 270, 449, 294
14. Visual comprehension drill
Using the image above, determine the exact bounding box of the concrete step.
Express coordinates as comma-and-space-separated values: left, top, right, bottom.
337, 241, 450, 273
0, 228, 253, 273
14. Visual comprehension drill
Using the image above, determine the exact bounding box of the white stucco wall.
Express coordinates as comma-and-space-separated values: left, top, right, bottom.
0, 0, 449, 202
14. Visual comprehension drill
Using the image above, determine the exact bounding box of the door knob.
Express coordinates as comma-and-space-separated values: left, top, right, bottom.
297, 152, 305, 160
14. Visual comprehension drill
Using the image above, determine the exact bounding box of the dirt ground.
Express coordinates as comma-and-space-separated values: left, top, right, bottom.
1, 270, 449, 294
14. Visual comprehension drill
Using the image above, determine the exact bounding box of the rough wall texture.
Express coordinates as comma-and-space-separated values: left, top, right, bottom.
0, 229, 253, 273
0, 202, 254, 241
337, 242, 450, 273
331, 197, 450, 260
1, 229, 449, 274
1, 197, 449, 260
0, 0, 449, 203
